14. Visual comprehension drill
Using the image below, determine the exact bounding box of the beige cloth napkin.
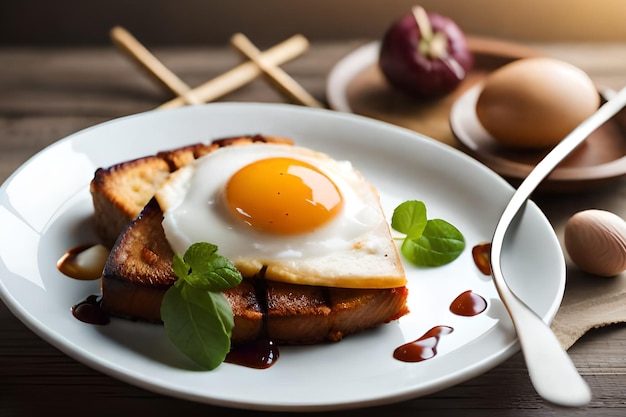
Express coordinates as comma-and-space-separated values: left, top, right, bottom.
550, 266, 626, 350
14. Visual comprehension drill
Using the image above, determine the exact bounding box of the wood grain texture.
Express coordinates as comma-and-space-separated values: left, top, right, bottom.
0, 41, 625, 416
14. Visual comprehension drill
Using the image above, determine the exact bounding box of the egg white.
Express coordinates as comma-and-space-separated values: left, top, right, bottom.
155, 143, 405, 288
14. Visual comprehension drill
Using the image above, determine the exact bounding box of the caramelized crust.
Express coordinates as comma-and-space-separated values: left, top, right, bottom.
264, 281, 332, 345
223, 280, 264, 345
327, 287, 410, 342
100, 198, 177, 322
156, 143, 213, 171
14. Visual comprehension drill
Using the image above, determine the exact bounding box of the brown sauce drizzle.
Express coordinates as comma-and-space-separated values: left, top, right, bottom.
472, 242, 492, 275
57, 243, 109, 280
393, 325, 453, 363
226, 338, 279, 369
71, 295, 110, 325
450, 290, 487, 317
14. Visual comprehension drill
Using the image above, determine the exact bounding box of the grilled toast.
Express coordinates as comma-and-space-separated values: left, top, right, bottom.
102, 198, 409, 344
93, 135, 409, 345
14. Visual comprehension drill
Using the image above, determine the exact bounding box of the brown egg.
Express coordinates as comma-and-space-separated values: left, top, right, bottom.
564, 209, 626, 277
476, 57, 600, 149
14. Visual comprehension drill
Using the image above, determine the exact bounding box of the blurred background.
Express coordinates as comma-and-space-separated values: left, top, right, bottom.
1, 0, 625, 46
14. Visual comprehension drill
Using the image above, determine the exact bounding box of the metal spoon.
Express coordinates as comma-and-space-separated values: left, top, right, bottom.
490, 85, 626, 407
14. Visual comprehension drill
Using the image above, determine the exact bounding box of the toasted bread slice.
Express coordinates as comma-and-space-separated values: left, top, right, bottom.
101, 198, 265, 344
90, 135, 293, 247
91, 156, 170, 248
101, 199, 409, 345
96, 134, 408, 345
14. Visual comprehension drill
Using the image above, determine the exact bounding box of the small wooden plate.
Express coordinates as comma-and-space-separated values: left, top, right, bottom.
450, 85, 626, 192
326, 36, 626, 192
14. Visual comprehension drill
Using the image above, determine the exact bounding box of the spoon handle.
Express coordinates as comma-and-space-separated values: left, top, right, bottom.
494, 279, 592, 406
490, 86, 626, 407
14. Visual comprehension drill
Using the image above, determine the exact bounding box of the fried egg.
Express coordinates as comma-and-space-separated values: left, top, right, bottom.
155, 142, 405, 289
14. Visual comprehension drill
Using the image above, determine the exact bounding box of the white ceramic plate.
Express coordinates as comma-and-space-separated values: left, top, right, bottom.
0, 103, 564, 412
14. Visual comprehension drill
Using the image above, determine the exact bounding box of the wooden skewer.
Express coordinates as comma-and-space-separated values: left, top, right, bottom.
230, 33, 325, 108
157, 34, 311, 109
110, 26, 202, 105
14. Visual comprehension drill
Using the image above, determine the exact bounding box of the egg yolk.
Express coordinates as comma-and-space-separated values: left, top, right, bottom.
225, 157, 344, 234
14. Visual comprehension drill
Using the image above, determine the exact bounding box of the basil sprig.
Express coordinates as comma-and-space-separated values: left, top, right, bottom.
161, 242, 242, 370
392, 200, 465, 267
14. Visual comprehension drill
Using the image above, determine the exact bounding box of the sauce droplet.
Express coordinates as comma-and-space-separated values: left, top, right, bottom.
57, 244, 109, 280
71, 295, 110, 325
472, 242, 491, 275
393, 325, 453, 363
450, 290, 487, 316
225, 338, 279, 369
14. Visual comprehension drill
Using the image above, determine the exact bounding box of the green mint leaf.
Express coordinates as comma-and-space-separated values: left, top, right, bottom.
180, 242, 242, 292
161, 280, 234, 370
401, 218, 466, 267
184, 241, 219, 261
172, 253, 190, 281
193, 253, 243, 292
163, 242, 242, 370
391, 200, 427, 238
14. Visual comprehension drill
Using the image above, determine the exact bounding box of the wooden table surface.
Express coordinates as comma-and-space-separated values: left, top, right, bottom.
1, 40, 625, 416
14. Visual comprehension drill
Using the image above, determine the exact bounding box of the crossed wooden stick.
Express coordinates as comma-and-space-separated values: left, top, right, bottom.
110, 26, 325, 109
